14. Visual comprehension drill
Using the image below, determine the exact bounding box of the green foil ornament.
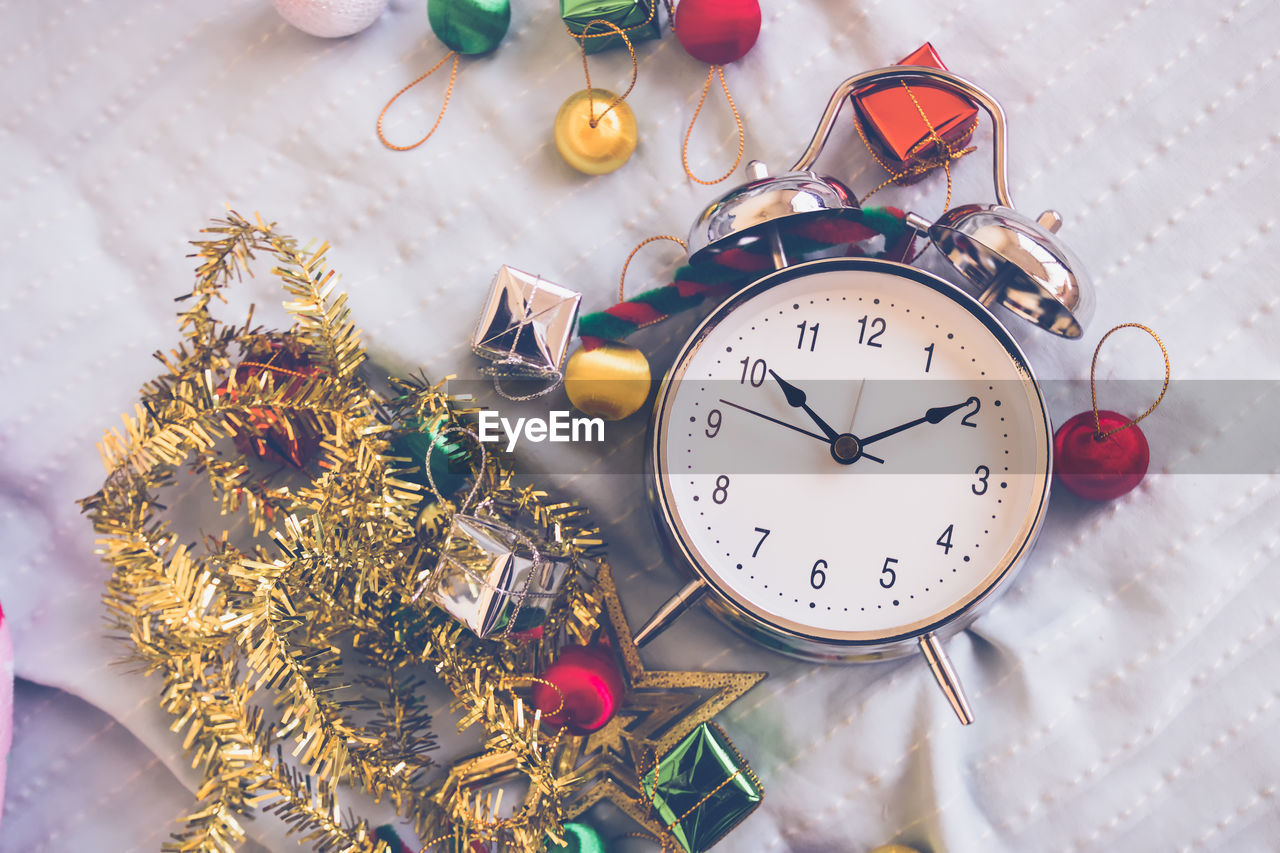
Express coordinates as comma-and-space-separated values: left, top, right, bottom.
391, 412, 473, 500
561, 0, 661, 54
545, 821, 608, 853
428, 0, 511, 55
641, 722, 762, 853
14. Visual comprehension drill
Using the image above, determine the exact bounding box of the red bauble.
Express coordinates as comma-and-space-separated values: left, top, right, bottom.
1054, 410, 1149, 501
532, 644, 625, 735
674, 0, 761, 65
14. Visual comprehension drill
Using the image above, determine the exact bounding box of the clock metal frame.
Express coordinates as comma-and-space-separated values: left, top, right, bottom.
647, 257, 1053, 663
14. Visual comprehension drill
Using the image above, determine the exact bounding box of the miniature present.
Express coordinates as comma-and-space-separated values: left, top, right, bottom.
216, 339, 326, 468
560, 0, 662, 54
419, 510, 571, 639
641, 722, 763, 853
472, 266, 581, 387
852, 42, 980, 182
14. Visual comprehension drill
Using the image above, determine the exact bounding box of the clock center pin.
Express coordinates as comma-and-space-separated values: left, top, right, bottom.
831, 433, 862, 464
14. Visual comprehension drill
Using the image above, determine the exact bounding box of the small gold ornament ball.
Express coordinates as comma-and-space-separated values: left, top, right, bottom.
554, 89, 638, 175
869, 846, 923, 853
564, 342, 651, 420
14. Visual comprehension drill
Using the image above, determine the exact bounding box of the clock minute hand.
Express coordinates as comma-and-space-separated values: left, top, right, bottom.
860, 397, 977, 447
768, 370, 841, 442
717, 399, 827, 443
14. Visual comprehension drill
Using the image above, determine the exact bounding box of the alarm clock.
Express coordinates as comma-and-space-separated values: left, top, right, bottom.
633, 67, 1093, 724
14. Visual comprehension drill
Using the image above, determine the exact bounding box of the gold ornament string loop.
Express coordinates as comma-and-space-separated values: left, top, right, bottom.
620, 832, 676, 853
1090, 323, 1170, 440
661, 0, 676, 30
377, 50, 460, 151
618, 234, 688, 301
233, 362, 313, 382
419, 424, 488, 512
500, 675, 567, 717
852, 80, 977, 210
578, 20, 638, 127
681, 65, 745, 185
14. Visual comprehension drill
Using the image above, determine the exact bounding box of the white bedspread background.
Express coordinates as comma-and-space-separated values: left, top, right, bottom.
2, 0, 1278, 851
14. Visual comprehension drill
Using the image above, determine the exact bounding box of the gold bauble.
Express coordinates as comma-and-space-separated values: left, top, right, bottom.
564, 341, 651, 420
869, 846, 923, 853
554, 89, 638, 175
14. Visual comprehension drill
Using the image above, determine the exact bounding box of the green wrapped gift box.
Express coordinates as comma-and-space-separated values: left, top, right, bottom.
641, 722, 763, 852
560, 0, 662, 54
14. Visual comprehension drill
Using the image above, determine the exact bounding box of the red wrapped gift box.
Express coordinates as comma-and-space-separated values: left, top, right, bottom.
852, 43, 979, 183
216, 340, 325, 469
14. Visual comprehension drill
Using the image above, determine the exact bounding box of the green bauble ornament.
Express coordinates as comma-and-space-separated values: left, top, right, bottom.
428, 0, 511, 55
546, 822, 607, 853
391, 412, 472, 500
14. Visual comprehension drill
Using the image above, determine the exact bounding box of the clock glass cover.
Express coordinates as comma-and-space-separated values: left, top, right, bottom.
653, 259, 1052, 649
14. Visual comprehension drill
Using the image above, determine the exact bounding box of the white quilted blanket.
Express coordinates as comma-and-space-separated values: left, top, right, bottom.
2, 0, 1278, 851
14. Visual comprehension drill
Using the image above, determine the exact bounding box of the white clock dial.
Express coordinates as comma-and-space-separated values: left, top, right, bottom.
654, 260, 1051, 645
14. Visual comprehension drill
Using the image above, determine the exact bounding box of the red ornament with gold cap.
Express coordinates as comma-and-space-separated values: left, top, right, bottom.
532, 643, 626, 735
1054, 323, 1169, 501
672, 0, 762, 184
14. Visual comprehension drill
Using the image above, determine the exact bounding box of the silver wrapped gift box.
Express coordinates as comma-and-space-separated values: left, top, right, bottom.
471, 265, 581, 379
420, 511, 572, 638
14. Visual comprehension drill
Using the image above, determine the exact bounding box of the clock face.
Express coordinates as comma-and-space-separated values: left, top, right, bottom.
653, 259, 1051, 646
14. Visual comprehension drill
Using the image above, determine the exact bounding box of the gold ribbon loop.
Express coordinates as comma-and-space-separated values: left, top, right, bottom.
579, 20, 638, 126
681, 65, 745, 186
377, 51, 460, 151
1090, 323, 1170, 440
618, 234, 689, 301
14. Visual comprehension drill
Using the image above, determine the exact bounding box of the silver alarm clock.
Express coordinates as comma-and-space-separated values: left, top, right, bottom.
634, 67, 1093, 724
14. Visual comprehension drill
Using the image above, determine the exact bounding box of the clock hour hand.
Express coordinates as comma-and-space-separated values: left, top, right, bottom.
859, 397, 978, 448
717, 399, 885, 464
768, 370, 841, 442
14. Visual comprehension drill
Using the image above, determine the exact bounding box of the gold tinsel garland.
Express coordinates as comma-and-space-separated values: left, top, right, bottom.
78, 213, 615, 852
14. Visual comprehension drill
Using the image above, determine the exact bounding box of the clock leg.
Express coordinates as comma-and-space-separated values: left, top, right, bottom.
633, 578, 708, 648
919, 633, 975, 725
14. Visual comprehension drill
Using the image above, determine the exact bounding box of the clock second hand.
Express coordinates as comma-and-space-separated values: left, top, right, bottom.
846, 377, 868, 433
716, 398, 886, 464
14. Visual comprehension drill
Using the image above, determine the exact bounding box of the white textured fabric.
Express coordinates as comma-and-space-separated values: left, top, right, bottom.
2, 0, 1279, 851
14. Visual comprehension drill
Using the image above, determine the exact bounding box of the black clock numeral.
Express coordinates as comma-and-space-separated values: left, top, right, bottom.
705, 408, 722, 438
961, 396, 981, 428
810, 559, 828, 590
879, 557, 898, 589
923, 342, 935, 373
751, 526, 770, 558
972, 465, 991, 495
796, 321, 820, 352
937, 524, 954, 555
712, 475, 730, 504
857, 315, 886, 347
739, 357, 767, 387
